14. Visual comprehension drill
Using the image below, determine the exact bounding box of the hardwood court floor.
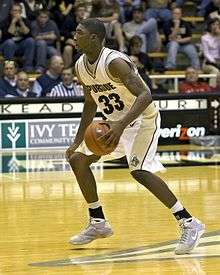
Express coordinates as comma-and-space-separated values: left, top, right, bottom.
0, 163, 220, 274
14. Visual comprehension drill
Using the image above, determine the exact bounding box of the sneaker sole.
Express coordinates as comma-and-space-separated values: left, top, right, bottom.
175, 225, 205, 255
69, 231, 114, 245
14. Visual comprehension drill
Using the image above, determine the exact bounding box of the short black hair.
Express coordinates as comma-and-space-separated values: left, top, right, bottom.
80, 18, 106, 41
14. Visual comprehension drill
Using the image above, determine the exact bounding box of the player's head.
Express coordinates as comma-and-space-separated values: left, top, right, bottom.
75, 18, 106, 52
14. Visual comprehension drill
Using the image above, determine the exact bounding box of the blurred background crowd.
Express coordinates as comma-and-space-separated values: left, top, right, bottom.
1, 0, 220, 98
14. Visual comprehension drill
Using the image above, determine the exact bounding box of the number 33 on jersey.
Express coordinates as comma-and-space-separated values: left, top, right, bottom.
75, 47, 152, 121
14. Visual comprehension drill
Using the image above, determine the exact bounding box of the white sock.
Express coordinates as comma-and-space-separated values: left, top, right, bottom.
171, 201, 184, 214
88, 201, 101, 209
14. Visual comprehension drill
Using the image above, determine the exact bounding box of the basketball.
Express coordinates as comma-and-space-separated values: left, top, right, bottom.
84, 121, 116, 156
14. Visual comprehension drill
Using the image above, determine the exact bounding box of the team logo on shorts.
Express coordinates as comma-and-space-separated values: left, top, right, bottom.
130, 155, 140, 167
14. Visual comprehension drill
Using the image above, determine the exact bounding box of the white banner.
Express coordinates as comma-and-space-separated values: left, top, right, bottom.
0, 99, 207, 115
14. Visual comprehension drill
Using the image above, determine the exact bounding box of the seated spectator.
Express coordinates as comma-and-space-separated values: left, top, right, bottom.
118, 0, 141, 23
90, 0, 126, 52
31, 9, 60, 73
0, 61, 17, 97
179, 67, 211, 93
205, 0, 220, 19
201, 18, 220, 87
21, 0, 47, 21
61, 4, 87, 67
5, 71, 36, 97
144, 0, 172, 24
50, 0, 74, 26
74, 0, 92, 19
127, 35, 153, 72
123, 6, 161, 53
164, 7, 200, 70
32, 55, 64, 97
0, 0, 13, 24
0, 3, 35, 72
50, 67, 84, 97
197, 0, 211, 16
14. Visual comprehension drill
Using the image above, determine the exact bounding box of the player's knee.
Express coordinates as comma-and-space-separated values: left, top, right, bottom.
130, 169, 153, 184
69, 152, 88, 170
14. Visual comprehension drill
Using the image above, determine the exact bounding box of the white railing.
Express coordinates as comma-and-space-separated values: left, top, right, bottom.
149, 74, 217, 93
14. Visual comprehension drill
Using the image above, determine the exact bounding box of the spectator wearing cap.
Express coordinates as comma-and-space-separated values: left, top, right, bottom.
0, 61, 17, 97
123, 6, 161, 53
5, 71, 36, 97
179, 67, 211, 93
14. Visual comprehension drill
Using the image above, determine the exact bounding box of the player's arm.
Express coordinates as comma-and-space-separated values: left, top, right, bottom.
108, 57, 153, 127
74, 87, 97, 145
66, 85, 97, 160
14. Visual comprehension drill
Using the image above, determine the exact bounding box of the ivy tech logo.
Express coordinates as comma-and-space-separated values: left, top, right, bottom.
1, 122, 26, 149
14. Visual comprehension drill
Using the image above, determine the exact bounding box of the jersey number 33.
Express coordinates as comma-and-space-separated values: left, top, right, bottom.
98, 93, 125, 115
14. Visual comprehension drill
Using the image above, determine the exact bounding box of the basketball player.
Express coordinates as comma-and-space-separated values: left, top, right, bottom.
66, 18, 205, 255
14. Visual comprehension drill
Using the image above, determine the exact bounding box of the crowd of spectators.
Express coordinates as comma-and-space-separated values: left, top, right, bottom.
0, 0, 220, 98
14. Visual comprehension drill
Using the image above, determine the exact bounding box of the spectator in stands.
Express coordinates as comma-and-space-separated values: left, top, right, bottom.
127, 35, 153, 72
0, 60, 17, 97
32, 55, 64, 97
0, 0, 13, 24
90, 0, 126, 52
197, 0, 211, 16
144, 0, 172, 24
31, 9, 60, 73
201, 18, 220, 87
123, 6, 161, 53
179, 67, 211, 93
164, 7, 200, 70
62, 4, 87, 67
49, 0, 74, 26
205, 0, 220, 19
5, 71, 36, 97
50, 67, 84, 97
0, 3, 35, 72
118, 0, 141, 23
74, 0, 92, 19
21, 0, 47, 21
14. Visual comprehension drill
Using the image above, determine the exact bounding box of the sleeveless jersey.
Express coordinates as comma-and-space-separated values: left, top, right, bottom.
75, 47, 157, 121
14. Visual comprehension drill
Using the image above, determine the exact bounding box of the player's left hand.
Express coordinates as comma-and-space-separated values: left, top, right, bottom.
98, 120, 126, 147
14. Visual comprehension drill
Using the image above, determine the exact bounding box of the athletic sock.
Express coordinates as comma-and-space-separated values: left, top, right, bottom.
171, 201, 192, 221
88, 201, 105, 220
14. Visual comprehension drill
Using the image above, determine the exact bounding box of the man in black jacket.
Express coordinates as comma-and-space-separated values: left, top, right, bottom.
0, 3, 35, 72
163, 7, 200, 70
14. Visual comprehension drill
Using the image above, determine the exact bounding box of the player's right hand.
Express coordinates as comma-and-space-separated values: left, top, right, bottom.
65, 142, 81, 162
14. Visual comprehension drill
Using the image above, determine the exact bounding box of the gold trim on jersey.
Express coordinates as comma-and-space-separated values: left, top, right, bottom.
75, 61, 83, 84
83, 47, 105, 79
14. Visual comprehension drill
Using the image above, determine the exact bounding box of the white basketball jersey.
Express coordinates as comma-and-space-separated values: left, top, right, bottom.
75, 47, 157, 121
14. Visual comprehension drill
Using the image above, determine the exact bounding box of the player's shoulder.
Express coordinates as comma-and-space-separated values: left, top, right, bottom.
75, 54, 84, 68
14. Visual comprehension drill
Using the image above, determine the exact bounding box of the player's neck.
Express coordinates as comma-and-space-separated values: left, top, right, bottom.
86, 45, 104, 64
